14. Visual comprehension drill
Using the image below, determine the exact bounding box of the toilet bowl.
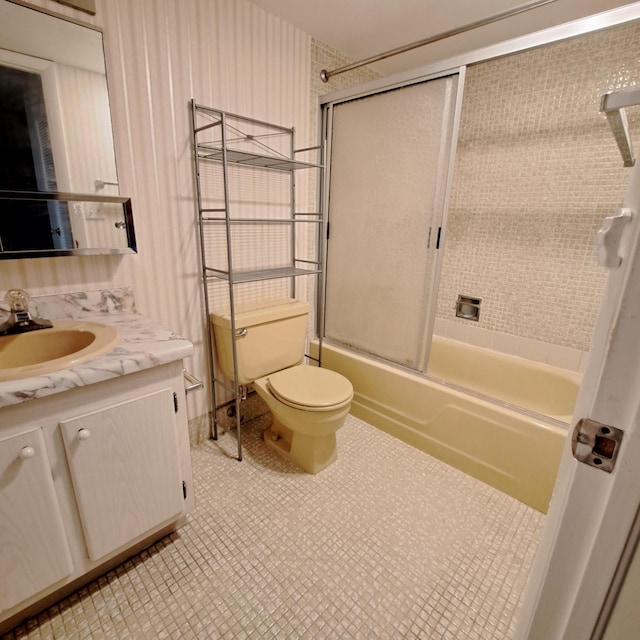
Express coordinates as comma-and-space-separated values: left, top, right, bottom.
253, 365, 353, 474
210, 298, 353, 473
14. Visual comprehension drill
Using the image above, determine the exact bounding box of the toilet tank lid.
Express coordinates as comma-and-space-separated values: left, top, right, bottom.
268, 366, 353, 408
210, 298, 309, 329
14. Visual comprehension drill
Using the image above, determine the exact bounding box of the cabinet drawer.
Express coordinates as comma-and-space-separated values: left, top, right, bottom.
0, 428, 73, 613
60, 388, 184, 561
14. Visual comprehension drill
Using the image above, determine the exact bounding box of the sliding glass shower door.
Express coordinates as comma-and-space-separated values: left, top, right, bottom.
323, 72, 461, 372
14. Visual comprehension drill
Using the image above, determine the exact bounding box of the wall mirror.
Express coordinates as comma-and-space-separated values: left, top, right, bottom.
0, 0, 136, 257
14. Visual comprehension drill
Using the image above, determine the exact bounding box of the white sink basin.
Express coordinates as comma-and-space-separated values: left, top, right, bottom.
0, 320, 119, 381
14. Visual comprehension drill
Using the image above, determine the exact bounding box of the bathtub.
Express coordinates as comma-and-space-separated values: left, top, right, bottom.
317, 336, 581, 513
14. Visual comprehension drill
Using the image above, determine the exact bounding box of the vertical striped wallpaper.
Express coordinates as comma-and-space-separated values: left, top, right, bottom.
0, 0, 311, 420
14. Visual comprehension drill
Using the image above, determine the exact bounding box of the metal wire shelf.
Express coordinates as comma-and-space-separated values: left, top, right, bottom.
204, 266, 321, 283
196, 143, 322, 171
191, 100, 325, 462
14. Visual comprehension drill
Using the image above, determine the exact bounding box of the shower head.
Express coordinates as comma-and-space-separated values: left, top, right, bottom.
600, 87, 640, 168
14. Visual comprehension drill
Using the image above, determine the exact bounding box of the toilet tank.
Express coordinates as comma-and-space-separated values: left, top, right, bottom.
210, 298, 310, 385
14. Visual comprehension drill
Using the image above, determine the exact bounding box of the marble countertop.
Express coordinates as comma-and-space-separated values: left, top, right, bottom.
0, 288, 193, 410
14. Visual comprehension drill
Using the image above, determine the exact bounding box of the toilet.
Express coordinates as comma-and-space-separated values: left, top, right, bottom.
210, 299, 353, 473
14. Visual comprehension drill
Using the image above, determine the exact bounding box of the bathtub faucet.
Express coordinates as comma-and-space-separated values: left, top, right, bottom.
0, 288, 53, 335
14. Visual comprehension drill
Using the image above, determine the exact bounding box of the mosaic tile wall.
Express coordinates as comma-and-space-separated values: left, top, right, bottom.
437, 21, 640, 352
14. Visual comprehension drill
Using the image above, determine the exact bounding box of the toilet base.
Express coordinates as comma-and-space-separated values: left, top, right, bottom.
263, 418, 337, 474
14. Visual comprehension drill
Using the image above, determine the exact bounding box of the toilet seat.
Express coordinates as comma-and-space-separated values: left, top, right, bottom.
267, 365, 353, 412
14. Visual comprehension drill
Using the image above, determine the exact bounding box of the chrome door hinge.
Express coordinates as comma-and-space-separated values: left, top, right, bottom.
572, 418, 623, 472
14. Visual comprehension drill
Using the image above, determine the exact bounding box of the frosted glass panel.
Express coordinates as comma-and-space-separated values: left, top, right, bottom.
324, 76, 458, 370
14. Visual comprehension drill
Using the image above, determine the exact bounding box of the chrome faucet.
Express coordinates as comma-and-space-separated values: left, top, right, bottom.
0, 289, 53, 335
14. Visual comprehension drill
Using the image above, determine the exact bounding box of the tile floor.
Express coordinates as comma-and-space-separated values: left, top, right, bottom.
3, 415, 545, 640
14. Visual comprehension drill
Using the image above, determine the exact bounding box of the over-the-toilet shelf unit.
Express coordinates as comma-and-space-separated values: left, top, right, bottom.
190, 100, 324, 461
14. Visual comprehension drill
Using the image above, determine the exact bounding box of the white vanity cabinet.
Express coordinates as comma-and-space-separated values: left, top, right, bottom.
0, 428, 73, 613
0, 360, 194, 633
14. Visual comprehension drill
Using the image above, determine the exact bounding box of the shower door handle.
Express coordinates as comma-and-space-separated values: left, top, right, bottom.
596, 208, 632, 268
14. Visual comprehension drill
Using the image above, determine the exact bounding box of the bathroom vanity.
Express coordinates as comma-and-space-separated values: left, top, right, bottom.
0, 288, 194, 633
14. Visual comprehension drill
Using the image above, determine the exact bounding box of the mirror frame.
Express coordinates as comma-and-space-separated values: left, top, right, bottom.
0, 190, 135, 258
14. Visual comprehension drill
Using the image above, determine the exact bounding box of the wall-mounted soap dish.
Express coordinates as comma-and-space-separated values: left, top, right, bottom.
456, 295, 481, 321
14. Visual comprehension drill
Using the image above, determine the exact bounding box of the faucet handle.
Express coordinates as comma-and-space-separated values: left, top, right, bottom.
0, 288, 51, 335
5, 288, 30, 312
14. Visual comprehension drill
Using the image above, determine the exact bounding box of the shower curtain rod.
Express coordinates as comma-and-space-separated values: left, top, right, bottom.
320, 0, 558, 82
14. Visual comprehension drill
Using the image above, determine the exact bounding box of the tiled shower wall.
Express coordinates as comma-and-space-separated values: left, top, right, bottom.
437, 20, 640, 354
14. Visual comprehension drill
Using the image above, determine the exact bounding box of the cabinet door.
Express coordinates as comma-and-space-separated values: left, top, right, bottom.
60, 389, 184, 561
0, 428, 73, 613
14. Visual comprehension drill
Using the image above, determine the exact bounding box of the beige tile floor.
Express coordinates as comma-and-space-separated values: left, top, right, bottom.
3, 415, 545, 640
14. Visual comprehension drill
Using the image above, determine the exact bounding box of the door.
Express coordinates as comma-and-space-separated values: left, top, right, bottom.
514, 148, 640, 637
0, 428, 73, 613
60, 389, 184, 561
323, 71, 462, 372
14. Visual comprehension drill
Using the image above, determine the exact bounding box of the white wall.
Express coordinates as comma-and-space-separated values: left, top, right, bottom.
0, 0, 311, 421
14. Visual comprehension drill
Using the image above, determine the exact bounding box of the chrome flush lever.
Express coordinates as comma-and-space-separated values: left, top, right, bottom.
596, 208, 633, 268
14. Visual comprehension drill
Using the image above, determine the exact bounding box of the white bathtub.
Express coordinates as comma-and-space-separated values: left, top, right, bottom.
317, 336, 581, 512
